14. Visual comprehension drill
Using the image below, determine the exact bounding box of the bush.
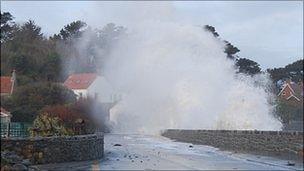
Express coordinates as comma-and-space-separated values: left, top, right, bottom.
41, 104, 94, 135
40, 97, 111, 134
30, 113, 73, 137
1, 82, 76, 122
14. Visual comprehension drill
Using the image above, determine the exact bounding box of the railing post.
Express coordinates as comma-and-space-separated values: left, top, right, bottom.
6, 122, 10, 137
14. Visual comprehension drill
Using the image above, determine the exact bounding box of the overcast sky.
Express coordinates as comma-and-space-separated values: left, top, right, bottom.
1, 1, 303, 69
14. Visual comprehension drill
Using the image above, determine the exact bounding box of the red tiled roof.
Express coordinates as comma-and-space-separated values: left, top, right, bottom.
1, 76, 13, 94
0, 107, 10, 114
64, 73, 97, 89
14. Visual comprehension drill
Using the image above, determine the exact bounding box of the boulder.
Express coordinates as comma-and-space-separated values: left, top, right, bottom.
11, 163, 27, 171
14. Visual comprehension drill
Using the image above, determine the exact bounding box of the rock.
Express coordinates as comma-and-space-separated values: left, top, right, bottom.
38, 152, 43, 159
12, 163, 27, 171
116, 159, 120, 161
114, 144, 122, 146
1, 165, 12, 171
287, 161, 295, 166
189, 145, 193, 148
1, 152, 23, 164
28, 166, 39, 171
21, 159, 31, 166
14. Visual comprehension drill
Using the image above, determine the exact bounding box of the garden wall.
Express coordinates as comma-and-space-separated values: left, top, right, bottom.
1, 132, 104, 164
162, 129, 303, 159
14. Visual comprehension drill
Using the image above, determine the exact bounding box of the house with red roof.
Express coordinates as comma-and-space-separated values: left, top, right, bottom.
64, 73, 120, 103
1, 70, 16, 96
278, 80, 303, 105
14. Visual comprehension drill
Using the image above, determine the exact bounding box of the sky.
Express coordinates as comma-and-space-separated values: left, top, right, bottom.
1, 1, 303, 69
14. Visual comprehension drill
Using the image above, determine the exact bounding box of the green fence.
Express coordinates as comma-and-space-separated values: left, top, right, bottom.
1, 122, 32, 137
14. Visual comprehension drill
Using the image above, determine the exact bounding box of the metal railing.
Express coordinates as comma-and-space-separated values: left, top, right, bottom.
1, 122, 32, 137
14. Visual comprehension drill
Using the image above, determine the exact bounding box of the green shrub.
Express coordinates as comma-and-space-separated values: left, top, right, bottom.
30, 113, 73, 137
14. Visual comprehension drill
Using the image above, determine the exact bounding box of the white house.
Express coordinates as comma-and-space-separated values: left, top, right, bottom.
1, 107, 11, 123
63, 73, 121, 103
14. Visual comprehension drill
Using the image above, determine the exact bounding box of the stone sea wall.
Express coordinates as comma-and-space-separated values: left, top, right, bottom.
1, 133, 104, 164
162, 129, 303, 159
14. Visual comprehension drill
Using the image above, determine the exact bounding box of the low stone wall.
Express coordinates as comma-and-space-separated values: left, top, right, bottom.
1, 133, 104, 164
162, 129, 303, 159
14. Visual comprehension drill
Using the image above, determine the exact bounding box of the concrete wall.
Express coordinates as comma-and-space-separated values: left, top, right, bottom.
1, 133, 104, 164
162, 129, 303, 159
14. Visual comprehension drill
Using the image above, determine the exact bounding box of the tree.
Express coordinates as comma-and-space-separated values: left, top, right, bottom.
20, 20, 43, 40
1, 82, 76, 122
41, 52, 62, 81
204, 25, 219, 37
58, 20, 87, 40
224, 41, 240, 59
1, 12, 15, 42
203, 25, 240, 59
267, 59, 303, 83
275, 99, 303, 124
95, 23, 127, 70
235, 58, 261, 75
54, 22, 126, 75
1, 19, 60, 82
99, 23, 127, 44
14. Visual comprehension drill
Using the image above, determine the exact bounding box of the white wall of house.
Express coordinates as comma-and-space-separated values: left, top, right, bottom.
73, 89, 88, 99
1, 112, 11, 123
88, 76, 117, 103
71, 76, 122, 103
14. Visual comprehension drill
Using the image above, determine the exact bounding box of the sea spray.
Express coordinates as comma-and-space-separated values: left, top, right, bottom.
61, 2, 283, 134
102, 22, 282, 134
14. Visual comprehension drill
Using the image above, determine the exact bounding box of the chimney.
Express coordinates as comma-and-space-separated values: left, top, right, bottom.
10, 69, 16, 94
11, 69, 16, 82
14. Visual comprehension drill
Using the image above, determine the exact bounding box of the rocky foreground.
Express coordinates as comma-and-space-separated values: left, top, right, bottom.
1, 151, 33, 171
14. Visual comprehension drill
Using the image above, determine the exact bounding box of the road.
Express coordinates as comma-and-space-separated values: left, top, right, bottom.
36, 134, 303, 170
